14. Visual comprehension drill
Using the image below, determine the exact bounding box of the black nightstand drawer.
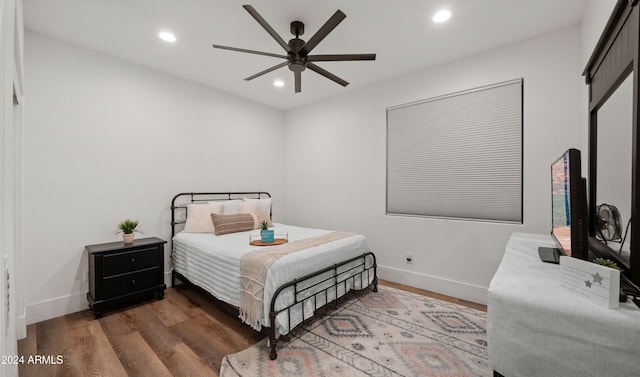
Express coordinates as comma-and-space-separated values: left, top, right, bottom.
102, 268, 159, 299
103, 247, 158, 277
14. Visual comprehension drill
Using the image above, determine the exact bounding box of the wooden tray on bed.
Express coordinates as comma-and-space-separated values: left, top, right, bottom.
250, 238, 288, 246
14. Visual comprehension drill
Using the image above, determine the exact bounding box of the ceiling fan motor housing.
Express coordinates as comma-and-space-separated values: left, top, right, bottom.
288, 23, 307, 73
288, 38, 305, 53
288, 60, 306, 72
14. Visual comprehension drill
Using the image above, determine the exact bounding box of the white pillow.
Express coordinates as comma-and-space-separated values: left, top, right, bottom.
243, 197, 272, 214
220, 200, 243, 215
238, 200, 258, 214
183, 202, 223, 233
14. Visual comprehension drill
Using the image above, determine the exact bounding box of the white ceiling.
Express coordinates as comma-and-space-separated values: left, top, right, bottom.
24, 0, 587, 111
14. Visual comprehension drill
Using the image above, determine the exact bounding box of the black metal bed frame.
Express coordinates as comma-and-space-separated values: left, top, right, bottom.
170, 192, 378, 360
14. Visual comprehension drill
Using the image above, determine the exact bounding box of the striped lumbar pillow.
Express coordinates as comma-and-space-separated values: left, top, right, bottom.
211, 213, 255, 236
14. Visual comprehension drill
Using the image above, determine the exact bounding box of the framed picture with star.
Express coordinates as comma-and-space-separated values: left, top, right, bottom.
559, 256, 621, 308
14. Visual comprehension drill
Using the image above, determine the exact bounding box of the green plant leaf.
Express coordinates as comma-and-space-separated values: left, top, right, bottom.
116, 219, 139, 234
592, 257, 620, 270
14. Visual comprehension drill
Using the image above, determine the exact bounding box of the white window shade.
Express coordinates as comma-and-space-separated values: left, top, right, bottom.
386, 79, 523, 223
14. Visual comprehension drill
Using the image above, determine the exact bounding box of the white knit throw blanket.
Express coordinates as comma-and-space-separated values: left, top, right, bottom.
239, 231, 355, 331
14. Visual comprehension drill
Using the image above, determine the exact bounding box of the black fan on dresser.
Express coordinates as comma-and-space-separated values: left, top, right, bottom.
596, 203, 622, 243
212, 5, 376, 93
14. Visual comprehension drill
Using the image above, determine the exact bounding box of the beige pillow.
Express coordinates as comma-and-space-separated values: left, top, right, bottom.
211, 213, 255, 236
183, 203, 223, 233
253, 211, 272, 229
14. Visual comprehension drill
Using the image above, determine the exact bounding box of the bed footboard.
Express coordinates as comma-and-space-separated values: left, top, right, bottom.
267, 251, 377, 360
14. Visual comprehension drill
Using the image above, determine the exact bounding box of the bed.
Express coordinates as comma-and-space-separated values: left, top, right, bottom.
170, 192, 378, 360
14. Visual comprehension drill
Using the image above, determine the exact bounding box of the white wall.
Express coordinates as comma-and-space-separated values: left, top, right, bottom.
283, 26, 585, 304
581, 0, 617, 65
22, 32, 285, 324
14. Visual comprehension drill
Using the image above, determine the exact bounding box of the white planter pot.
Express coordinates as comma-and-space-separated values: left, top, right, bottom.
123, 233, 135, 244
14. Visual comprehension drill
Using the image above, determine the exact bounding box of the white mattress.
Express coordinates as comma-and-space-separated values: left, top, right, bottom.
172, 223, 373, 333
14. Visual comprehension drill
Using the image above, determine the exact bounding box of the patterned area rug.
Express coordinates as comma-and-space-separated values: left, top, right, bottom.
220, 285, 490, 376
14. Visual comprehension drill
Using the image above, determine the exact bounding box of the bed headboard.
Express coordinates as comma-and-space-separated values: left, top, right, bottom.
170, 191, 271, 238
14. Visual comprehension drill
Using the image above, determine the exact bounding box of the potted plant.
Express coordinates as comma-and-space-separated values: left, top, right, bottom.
260, 220, 274, 243
592, 257, 620, 270
116, 219, 140, 244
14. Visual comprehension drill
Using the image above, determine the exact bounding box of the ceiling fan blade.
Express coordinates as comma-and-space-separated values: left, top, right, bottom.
212, 44, 287, 59
307, 54, 376, 62
242, 5, 292, 53
244, 61, 288, 81
294, 71, 301, 93
307, 62, 349, 87
300, 10, 346, 55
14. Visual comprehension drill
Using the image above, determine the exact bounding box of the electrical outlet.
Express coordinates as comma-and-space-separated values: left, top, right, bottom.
405, 252, 413, 264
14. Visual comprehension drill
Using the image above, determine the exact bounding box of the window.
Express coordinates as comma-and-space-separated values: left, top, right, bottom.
386, 79, 523, 223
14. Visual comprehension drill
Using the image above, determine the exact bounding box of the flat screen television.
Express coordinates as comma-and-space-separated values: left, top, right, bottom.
539, 149, 588, 262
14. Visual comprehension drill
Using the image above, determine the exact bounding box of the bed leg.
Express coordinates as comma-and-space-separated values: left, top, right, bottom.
171, 270, 175, 288
269, 343, 278, 360
269, 313, 278, 360
269, 332, 278, 360
369, 252, 379, 292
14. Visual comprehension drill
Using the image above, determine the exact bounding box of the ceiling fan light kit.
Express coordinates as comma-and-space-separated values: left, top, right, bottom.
212, 5, 376, 93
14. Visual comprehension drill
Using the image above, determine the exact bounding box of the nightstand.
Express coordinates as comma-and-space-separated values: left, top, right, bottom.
86, 237, 166, 318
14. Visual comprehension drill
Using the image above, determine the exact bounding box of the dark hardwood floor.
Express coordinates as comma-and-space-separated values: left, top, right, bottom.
17, 279, 486, 376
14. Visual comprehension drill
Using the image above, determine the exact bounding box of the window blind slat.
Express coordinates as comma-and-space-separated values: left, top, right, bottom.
386, 79, 523, 223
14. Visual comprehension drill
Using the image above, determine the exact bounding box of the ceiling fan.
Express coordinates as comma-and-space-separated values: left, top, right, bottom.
212, 5, 376, 93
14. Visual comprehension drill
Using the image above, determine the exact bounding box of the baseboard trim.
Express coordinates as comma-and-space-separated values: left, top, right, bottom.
26, 291, 88, 325
378, 265, 488, 305
16, 313, 26, 339
26, 271, 174, 325
25, 269, 486, 324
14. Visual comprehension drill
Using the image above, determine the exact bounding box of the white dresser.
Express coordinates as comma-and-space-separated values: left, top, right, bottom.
488, 233, 640, 377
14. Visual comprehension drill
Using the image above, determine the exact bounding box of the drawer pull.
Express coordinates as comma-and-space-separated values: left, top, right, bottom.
130, 258, 136, 263
131, 279, 136, 285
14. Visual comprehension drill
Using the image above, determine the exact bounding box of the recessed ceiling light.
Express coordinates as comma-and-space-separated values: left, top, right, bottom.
273, 80, 285, 88
432, 9, 451, 23
158, 31, 176, 43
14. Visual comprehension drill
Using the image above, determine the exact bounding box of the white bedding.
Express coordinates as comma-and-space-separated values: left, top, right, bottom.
172, 223, 374, 334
